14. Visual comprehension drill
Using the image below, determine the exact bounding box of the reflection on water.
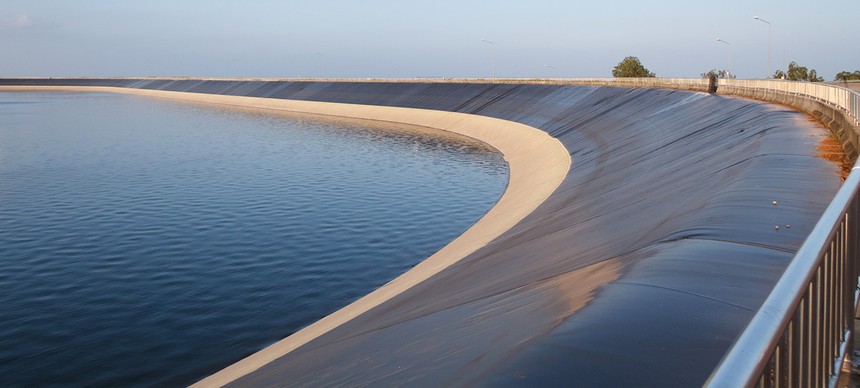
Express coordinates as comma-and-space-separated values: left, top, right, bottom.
0, 92, 508, 386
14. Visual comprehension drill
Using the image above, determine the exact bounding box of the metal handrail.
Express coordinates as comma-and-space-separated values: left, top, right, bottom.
706, 168, 860, 387
699, 80, 860, 386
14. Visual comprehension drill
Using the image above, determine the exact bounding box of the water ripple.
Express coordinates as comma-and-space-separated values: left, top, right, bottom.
0, 92, 508, 386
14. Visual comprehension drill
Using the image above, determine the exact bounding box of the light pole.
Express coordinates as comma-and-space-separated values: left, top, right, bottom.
543, 64, 556, 78
715, 38, 731, 78
313, 52, 326, 79
480, 38, 495, 80
753, 16, 772, 79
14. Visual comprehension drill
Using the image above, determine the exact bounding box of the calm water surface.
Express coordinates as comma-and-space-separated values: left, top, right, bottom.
0, 92, 508, 386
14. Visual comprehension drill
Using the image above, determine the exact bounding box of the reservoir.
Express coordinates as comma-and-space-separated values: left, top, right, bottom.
0, 92, 508, 386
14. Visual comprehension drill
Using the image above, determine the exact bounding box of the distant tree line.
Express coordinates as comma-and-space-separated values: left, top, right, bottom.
772, 61, 823, 82
835, 70, 860, 81
612, 55, 856, 83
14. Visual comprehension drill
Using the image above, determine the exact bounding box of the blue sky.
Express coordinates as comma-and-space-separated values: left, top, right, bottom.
2, 0, 858, 80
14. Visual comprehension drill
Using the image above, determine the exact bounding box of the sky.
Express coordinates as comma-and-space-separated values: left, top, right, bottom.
2, 0, 858, 80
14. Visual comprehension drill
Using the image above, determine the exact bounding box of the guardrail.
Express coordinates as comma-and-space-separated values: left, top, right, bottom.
696, 79, 860, 387
705, 169, 859, 388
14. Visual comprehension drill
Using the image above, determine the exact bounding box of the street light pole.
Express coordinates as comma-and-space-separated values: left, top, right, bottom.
543, 64, 556, 79
480, 39, 495, 80
313, 52, 326, 79
716, 38, 732, 78
754, 16, 772, 79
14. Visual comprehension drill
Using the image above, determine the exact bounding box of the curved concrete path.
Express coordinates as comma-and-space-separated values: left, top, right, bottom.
0, 79, 845, 386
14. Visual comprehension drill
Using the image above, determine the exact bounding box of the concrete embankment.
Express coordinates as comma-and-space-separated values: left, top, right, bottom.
0, 79, 845, 386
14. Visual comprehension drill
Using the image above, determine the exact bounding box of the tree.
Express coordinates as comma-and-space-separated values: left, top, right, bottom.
834, 70, 860, 81
773, 61, 823, 82
701, 69, 735, 79
612, 56, 656, 78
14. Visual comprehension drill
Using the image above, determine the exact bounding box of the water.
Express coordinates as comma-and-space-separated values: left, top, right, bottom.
0, 92, 508, 386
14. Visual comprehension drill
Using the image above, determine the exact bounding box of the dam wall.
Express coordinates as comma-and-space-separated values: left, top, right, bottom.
0, 78, 845, 386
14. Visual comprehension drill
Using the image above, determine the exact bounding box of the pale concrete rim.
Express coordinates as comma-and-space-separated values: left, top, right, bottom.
0, 85, 572, 387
